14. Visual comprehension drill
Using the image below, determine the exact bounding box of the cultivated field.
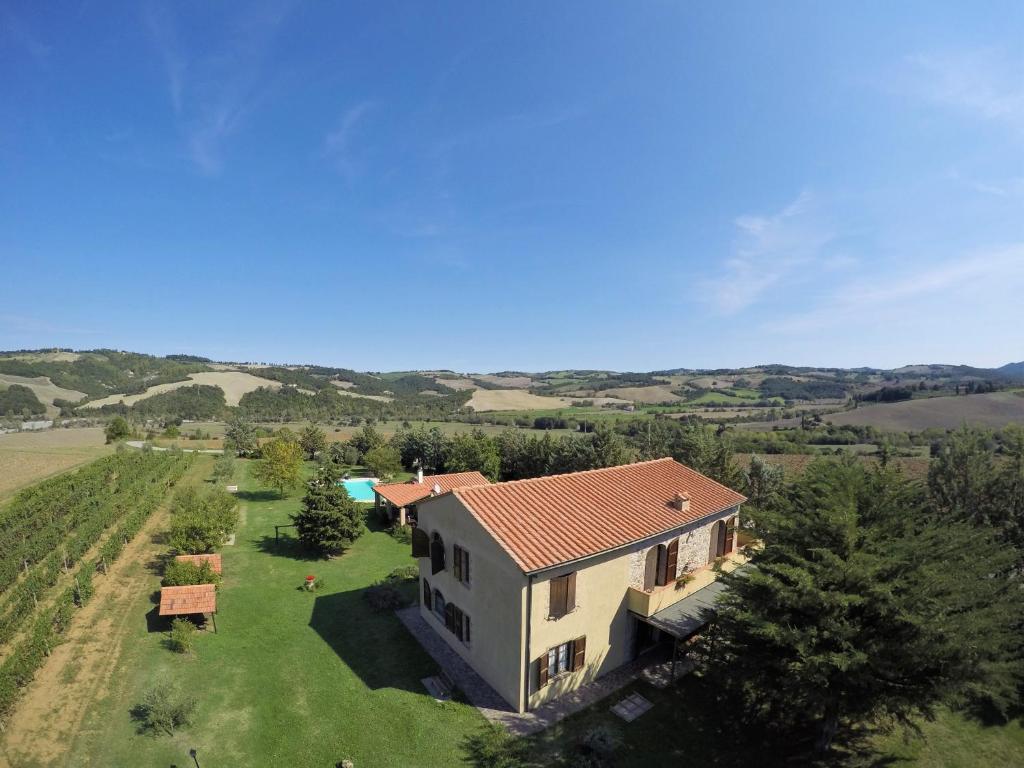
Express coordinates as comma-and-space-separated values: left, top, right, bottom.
0, 427, 111, 500
595, 385, 682, 404
84, 371, 288, 408
467, 388, 630, 412
0, 374, 87, 416
826, 391, 1024, 430
329, 381, 392, 401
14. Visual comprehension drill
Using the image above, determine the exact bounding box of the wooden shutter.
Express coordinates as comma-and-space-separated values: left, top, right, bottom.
453, 545, 462, 581
453, 606, 464, 640
566, 572, 576, 612
463, 614, 470, 643
411, 527, 429, 558
431, 538, 445, 575
537, 655, 549, 688
549, 576, 567, 618
665, 539, 679, 581
422, 579, 432, 610
445, 602, 455, 632
463, 549, 470, 584
724, 517, 736, 555
655, 544, 668, 587
572, 636, 586, 672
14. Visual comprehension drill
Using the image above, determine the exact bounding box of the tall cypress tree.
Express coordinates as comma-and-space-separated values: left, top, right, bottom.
292, 465, 366, 556
703, 459, 1023, 758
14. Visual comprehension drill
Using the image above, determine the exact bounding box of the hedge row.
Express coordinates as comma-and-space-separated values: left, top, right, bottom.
0, 451, 190, 647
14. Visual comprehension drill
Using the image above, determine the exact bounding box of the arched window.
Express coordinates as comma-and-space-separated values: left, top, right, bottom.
430, 532, 446, 575
710, 518, 736, 560
422, 578, 432, 610
644, 539, 680, 590
433, 589, 446, 622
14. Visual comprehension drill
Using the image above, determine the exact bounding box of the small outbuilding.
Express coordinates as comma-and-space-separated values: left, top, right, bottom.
159, 584, 218, 631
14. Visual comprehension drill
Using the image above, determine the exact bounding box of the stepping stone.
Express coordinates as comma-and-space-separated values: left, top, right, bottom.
610, 692, 653, 722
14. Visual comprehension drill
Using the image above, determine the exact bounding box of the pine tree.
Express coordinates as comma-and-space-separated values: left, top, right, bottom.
703, 459, 1023, 758
292, 465, 366, 555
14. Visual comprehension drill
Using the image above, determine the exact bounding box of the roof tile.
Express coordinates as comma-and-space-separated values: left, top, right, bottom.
450, 458, 746, 572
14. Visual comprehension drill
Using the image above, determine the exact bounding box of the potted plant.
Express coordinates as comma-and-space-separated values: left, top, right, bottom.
304, 574, 317, 591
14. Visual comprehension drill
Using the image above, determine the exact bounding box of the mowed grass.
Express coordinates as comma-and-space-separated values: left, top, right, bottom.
64, 459, 485, 767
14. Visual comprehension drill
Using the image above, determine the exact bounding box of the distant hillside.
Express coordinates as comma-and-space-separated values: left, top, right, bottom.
998, 361, 1024, 378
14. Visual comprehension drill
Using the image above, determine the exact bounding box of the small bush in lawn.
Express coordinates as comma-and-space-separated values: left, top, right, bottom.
385, 564, 419, 584
575, 723, 622, 765
131, 678, 196, 735
168, 617, 196, 654
389, 524, 412, 544
462, 724, 526, 768
363, 583, 402, 612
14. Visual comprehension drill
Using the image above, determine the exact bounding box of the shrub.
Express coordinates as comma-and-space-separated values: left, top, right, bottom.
132, 679, 196, 735
167, 618, 196, 654
73, 568, 94, 607
363, 583, 402, 612
161, 559, 221, 588
167, 486, 239, 554
389, 524, 412, 544
385, 564, 419, 584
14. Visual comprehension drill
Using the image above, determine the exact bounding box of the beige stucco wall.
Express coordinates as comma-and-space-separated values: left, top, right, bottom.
530, 504, 740, 710
415, 494, 528, 711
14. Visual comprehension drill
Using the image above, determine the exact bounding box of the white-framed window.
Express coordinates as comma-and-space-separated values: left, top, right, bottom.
547, 641, 572, 678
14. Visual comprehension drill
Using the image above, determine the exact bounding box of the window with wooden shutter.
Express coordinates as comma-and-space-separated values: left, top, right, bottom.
537, 655, 549, 688
445, 602, 455, 632
724, 516, 736, 554
430, 534, 445, 575
655, 544, 668, 586
411, 527, 430, 558
453, 606, 464, 640
665, 539, 679, 581
572, 636, 586, 671
462, 548, 470, 585
549, 573, 576, 618
463, 614, 470, 644
453, 545, 462, 581
422, 579, 432, 610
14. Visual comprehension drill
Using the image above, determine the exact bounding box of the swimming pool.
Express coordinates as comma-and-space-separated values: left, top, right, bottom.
341, 478, 378, 503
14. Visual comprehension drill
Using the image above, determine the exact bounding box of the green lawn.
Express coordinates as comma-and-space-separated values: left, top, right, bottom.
64, 459, 485, 767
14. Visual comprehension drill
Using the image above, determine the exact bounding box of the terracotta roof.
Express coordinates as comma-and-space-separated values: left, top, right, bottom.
174, 553, 223, 574
159, 584, 217, 616
449, 458, 746, 573
373, 471, 490, 507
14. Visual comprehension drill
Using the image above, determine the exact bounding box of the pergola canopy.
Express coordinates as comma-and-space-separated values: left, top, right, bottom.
159, 584, 217, 616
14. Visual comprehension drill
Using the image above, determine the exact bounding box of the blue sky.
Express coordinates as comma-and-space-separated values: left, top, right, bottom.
2, 1, 1022, 372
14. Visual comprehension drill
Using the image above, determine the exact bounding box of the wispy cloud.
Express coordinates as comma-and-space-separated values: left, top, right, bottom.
701, 191, 837, 314
772, 243, 1024, 334
143, 1, 293, 175
907, 49, 1024, 135
323, 102, 373, 181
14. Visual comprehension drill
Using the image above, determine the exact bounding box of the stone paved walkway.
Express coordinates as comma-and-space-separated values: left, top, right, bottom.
395, 606, 682, 736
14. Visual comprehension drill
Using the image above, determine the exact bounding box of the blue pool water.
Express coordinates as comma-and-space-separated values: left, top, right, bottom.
341, 478, 377, 502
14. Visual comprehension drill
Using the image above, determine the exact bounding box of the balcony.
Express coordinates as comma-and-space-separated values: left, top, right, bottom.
626, 549, 750, 618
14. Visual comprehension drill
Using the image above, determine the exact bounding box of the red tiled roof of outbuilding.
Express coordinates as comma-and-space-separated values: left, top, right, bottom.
159, 584, 217, 616
174, 553, 223, 574
373, 471, 490, 507
449, 458, 746, 573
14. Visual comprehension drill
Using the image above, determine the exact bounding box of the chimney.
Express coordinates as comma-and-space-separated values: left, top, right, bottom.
431, 482, 441, 496
416, 467, 424, 484
673, 492, 690, 513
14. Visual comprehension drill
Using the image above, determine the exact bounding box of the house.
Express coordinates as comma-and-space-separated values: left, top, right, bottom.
410, 457, 747, 713
373, 469, 490, 526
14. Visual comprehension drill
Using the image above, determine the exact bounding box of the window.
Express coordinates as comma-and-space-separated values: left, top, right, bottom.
548, 572, 576, 618
453, 544, 470, 586
411, 527, 430, 558
430, 532, 446, 575
433, 589, 445, 622
463, 614, 471, 644
440, 602, 471, 645
422, 578, 432, 610
724, 516, 736, 555
537, 636, 586, 688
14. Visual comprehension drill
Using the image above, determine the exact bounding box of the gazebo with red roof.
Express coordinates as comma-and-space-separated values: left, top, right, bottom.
159, 584, 218, 632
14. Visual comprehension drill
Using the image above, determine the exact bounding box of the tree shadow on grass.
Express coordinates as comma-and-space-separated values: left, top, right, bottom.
309, 587, 433, 694
253, 533, 321, 561
235, 489, 283, 503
